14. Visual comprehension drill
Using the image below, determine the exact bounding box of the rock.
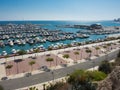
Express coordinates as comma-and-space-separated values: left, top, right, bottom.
97, 66, 120, 90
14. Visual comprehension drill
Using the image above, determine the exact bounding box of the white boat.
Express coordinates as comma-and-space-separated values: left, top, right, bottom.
12, 49, 16, 54
26, 50, 29, 53
35, 37, 40, 42
8, 40, 14, 46
0, 40, 5, 47
2, 51, 7, 56
20, 39, 26, 45
30, 48, 33, 52
15, 40, 21, 45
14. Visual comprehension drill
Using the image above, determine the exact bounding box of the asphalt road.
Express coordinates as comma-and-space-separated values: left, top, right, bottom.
0, 49, 119, 90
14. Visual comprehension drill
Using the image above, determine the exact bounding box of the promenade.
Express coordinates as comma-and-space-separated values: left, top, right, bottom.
0, 39, 120, 90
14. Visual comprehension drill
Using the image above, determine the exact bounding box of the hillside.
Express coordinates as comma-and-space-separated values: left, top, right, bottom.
97, 66, 120, 90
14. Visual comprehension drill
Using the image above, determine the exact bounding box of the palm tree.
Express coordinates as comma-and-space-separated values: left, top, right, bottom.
13, 54, 16, 61
103, 45, 108, 54
6, 65, 13, 75
106, 43, 111, 51
14, 59, 23, 74
12, 49, 17, 61
103, 45, 107, 50
67, 44, 72, 47
33, 48, 39, 58
63, 54, 69, 63
95, 47, 100, 56
29, 61, 36, 72
4, 55, 9, 64
85, 49, 92, 60
63, 54, 69, 59
43, 84, 46, 90
74, 52, 79, 62
103, 45, 107, 49
17, 49, 27, 60
46, 58, 54, 67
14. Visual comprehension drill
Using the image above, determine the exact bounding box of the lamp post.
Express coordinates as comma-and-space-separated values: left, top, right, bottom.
56, 55, 58, 67
92, 61, 95, 71
51, 70, 54, 83
106, 52, 108, 61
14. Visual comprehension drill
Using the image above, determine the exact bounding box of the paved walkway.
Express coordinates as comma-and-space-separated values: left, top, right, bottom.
0, 39, 119, 79
0, 64, 6, 79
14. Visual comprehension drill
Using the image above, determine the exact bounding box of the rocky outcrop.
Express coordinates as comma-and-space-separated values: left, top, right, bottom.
97, 66, 120, 90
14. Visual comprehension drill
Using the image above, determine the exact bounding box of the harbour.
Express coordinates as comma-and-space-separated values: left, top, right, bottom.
0, 20, 120, 56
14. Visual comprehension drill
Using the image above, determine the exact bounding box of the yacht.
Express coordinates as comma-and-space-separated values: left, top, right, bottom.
8, 39, 14, 46
11, 49, 17, 54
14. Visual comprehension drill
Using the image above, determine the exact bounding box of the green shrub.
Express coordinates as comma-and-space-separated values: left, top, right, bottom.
86, 71, 107, 81
29, 86, 38, 90
98, 60, 112, 74
68, 70, 85, 79
68, 71, 96, 90
68, 70, 107, 82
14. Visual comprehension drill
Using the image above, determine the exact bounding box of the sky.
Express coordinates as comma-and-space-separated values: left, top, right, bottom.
0, 0, 120, 21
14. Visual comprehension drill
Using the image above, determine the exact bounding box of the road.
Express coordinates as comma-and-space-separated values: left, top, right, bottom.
0, 49, 119, 90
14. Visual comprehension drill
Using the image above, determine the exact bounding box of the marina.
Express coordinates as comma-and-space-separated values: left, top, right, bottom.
0, 0, 120, 90
0, 21, 120, 56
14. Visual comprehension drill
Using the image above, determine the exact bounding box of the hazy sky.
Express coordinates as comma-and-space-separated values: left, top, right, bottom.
0, 0, 120, 21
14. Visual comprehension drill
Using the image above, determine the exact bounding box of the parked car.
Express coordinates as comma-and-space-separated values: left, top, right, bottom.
46, 54, 50, 56
40, 66, 51, 72
24, 72, 32, 77
61, 64, 67, 67
32, 57, 37, 59
1, 77, 8, 80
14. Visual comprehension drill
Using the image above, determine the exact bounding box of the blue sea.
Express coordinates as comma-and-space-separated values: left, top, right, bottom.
0, 20, 120, 55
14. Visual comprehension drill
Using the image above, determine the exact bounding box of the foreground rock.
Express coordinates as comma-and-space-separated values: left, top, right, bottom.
97, 66, 120, 90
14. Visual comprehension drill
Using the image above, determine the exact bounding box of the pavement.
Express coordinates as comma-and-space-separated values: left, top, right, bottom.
0, 39, 116, 78
0, 47, 119, 90
0, 64, 6, 79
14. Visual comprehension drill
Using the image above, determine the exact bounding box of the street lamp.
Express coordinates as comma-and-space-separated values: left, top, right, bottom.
105, 51, 108, 61
56, 55, 58, 67
51, 70, 54, 83
92, 61, 95, 71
